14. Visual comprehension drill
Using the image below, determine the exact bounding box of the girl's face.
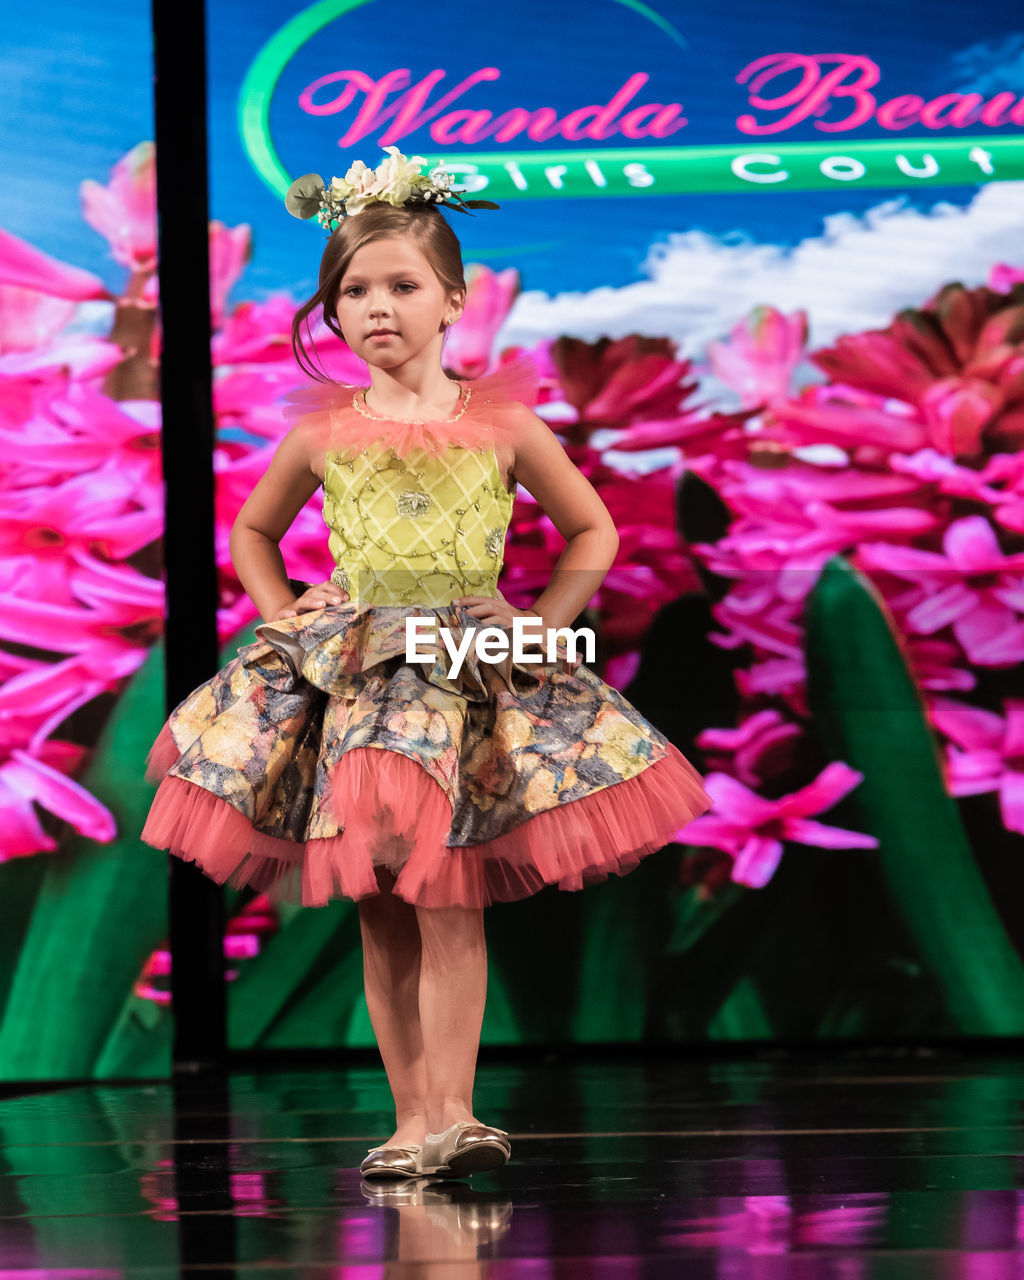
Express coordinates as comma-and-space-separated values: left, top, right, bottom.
335, 236, 463, 369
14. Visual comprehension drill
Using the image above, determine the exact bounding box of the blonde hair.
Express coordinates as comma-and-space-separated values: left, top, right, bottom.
291, 203, 467, 382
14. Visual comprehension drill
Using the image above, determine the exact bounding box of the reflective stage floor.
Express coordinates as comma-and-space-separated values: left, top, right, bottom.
1, 1051, 1024, 1276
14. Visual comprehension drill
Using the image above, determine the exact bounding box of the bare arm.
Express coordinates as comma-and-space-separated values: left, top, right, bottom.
509, 406, 620, 632
228, 427, 325, 622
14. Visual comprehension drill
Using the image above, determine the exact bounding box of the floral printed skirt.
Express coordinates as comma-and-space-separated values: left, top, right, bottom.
142, 604, 712, 909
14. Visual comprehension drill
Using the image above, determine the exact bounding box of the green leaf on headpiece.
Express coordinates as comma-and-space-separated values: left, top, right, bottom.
439, 194, 501, 216
285, 173, 326, 220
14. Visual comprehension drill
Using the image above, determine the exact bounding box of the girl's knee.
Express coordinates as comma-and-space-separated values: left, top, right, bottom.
415, 903, 486, 951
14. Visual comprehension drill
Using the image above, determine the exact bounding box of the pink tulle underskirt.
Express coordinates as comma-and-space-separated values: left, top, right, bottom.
142, 730, 709, 910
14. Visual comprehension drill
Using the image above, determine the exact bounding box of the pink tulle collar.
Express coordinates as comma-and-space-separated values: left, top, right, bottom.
283, 355, 539, 459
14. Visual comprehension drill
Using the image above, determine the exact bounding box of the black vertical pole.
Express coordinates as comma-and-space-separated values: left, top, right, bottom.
151, 0, 227, 1068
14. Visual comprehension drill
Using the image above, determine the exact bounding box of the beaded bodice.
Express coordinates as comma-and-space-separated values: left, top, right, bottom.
286, 369, 533, 607
322, 440, 516, 606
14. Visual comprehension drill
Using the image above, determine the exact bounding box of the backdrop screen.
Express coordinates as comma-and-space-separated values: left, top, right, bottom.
0, 1, 170, 1081
195, 0, 1024, 1049
4, 0, 1024, 1077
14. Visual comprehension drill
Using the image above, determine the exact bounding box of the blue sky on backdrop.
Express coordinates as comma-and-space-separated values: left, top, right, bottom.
2, 0, 1022, 302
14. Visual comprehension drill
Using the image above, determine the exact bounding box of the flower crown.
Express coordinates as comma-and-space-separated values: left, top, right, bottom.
285, 147, 499, 230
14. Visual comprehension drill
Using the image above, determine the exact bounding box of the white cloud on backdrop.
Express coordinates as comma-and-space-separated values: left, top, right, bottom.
496, 182, 1024, 359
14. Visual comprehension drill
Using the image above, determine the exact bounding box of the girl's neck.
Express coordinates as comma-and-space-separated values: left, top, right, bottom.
364, 364, 463, 420
355, 381, 469, 425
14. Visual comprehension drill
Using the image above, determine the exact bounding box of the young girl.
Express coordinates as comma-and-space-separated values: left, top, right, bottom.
142, 149, 712, 1183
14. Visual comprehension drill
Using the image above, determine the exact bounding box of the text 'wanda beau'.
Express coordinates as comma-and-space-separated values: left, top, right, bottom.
298, 56, 1024, 149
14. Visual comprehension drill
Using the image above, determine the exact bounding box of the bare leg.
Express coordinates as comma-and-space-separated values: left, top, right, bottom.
357, 867, 428, 1147
415, 903, 488, 1134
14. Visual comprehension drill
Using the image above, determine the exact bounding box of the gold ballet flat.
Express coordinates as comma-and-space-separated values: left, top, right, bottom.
359, 1143, 423, 1180
420, 1122, 512, 1177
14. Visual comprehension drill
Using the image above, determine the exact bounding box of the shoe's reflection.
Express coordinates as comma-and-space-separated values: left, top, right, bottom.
361, 1175, 513, 1266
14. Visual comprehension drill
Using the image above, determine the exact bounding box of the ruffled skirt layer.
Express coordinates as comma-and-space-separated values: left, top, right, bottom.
142, 603, 712, 909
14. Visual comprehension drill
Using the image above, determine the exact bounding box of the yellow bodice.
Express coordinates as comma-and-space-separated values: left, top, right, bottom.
322, 440, 516, 606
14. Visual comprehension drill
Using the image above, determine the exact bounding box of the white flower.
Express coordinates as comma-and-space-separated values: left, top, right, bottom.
341, 192, 373, 215
375, 146, 428, 206
328, 160, 384, 215
379, 145, 428, 178
324, 148, 459, 216
429, 163, 454, 192
342, 159, 380, 196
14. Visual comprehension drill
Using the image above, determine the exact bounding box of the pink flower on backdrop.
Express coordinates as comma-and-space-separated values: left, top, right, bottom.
0, 746, 115, 860
698, 498, 939, 591
770, 383, 927, 457
211, 295, 305, 366
214, 367, 313, 429
607, 408, 751, 458
0, 388, 162, 491
0, 287, 76, 355
213, 444, 331, 638
713, 457, 928, 512
0, 647, 148, 753
929, 697, 1024, 836
888, 447, 1000, 502
441, 265, 519, 378
209, 221, 251, 329
684, 275, 1024, 863
707, 305, 808, 409
856, 515, 1024, 666
0, 145, 259, 859
810, 283, 1024, 460
709, 587, 804, 660
814, 323, 951, 405
888, 448, 1024, 536
680, 762, 878, 889
989, 264, 1024, 293
735, 655, 808, 711
0, 678, 115, 858
0, 470, 162, 575
697, 709, 804, 788
502, 459, 698, 659
920, 376, 1006, 459
689, 464, 940, 647
708, 590, 810, 716
142, 217, 253, 332
903, 637, 976, 694
551, 335, 698, 429
0, 226, 110, 301
0, 345, 124, 431
0, 151, 165, 858
80, 141, 158, 272
498, 335, 721, 672
0, 554, 163, 665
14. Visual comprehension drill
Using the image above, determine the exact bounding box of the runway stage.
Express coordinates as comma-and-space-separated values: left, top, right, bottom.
1, 1052, 1022, 1275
